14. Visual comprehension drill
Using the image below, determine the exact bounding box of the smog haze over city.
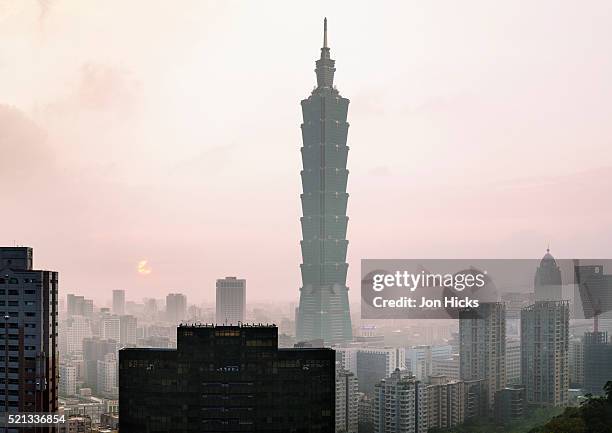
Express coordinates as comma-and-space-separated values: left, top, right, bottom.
2, 0, 612, 305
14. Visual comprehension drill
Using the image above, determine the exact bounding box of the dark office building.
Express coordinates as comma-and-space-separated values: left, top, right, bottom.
583, 331, 612, 396
0, 247, 58, 433
119, 324, 335, 433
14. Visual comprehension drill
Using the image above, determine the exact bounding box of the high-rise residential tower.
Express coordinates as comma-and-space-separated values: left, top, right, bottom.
521, 300, 569, 406
0, 247, 59, 428
296, 18, 353, 344
373, 369, 427, 433
215, 276, 246, 325
459, 302, 507, 412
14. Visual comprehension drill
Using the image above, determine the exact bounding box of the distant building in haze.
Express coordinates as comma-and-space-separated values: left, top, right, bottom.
119, 314, 137, 346
215, 276, 246, 325
166, 293, 187, 323
67, 293, 94, 317
534, 249, 562, 301
112, 289, 125, 316
119, 324, 335, 432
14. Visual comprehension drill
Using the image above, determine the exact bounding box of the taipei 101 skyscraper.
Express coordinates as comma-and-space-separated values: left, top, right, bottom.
296, 19, 353, 344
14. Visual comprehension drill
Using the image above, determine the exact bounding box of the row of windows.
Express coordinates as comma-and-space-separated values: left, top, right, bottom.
0, 289, 36, 295
0, 301, 36, 306
0, 279, 38, 285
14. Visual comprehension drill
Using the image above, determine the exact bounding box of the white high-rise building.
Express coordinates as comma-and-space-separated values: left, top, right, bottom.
60, 364, 77, 396
97, 353, 118, 397
336, 366, 358, 433
101, 314, 121, 342
67, 315, 92, 354
373, 369, 427, 433
216, 277, 246, 325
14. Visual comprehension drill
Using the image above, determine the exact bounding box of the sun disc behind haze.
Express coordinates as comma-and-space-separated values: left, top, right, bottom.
137, 260, 152, 276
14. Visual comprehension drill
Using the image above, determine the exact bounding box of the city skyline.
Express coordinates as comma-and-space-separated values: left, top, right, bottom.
2, 1, 612, 304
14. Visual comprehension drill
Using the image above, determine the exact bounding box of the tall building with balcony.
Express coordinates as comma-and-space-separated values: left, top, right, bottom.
373, 369, 427, 433
296, 19, 353, 344
459, 302, 507, 411
336, 365, 358, 433
425, 376, 465, 430
0, 246, 59, 431
521, 300, 569, 406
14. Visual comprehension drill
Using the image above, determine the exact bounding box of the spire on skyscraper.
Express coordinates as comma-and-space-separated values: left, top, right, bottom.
323, 17, 328, 48
315, 18, 335, 89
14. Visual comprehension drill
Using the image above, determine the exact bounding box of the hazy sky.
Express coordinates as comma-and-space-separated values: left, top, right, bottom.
1, 0, 611, 304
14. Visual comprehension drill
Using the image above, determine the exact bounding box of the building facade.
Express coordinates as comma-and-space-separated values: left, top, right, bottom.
505, 337, 521, 385
112, 289, 125, 316
296, 19, 353, 344
425, 376, 465, 430
166, 293, 187, 324
120, 324, 335, 433
215, 276, 246, 325
356, 348, 406, 396
582, 331, 612, 396
373, 369, 427, 433
459, 302, 506, 411
0, 247, 58, 430
521, 300, 569, 406
335, 366, 358, 433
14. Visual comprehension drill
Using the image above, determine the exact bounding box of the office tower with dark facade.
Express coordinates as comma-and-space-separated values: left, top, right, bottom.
119, 324, 335, 433
521, 300, 569, 406
216, 276, 246, 325
582, 331, 612, 396
0, 247, 58, 430
459, 302, 506, 412
296, 19, 353, 344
